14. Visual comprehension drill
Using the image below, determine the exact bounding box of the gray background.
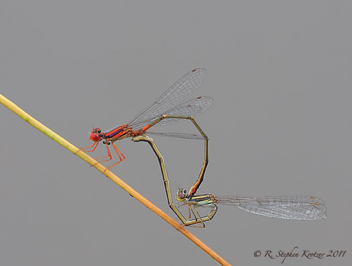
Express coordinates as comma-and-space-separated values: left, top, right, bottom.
1, 1, 351, 265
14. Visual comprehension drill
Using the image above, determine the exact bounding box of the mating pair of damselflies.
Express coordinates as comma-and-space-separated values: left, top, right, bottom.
78, 68, 326, 227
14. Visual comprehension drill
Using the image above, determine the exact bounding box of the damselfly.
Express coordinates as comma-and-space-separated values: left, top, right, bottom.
132, 135, 327, 228
175, 188, 327, 227
78, 68, 212, 182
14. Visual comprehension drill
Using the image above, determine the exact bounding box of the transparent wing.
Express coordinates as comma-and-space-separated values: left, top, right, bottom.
147, 132, 204, 140
129, 96, 213, 130
216, 195, 327, 220
128, 68, 207, 129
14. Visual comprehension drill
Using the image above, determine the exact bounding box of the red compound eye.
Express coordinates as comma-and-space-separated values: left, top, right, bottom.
89, 134, 100, 142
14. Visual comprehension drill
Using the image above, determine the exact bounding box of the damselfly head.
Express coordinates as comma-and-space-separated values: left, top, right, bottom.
89, 127, 102, 142
175, 188, 188, 202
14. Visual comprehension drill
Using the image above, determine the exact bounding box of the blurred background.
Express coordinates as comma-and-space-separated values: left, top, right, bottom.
1, 1, 351, 265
